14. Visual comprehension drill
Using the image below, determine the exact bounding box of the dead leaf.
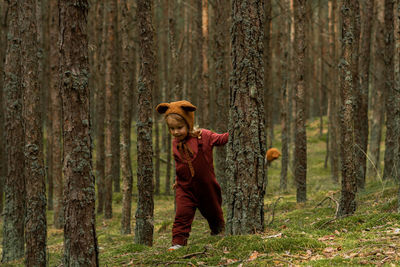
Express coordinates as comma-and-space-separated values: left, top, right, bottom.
318, 235, 335, 241
248, 251, 259, 261
334, 230, 340, 235
262, 233, 282, 239
323, 247, 335, 258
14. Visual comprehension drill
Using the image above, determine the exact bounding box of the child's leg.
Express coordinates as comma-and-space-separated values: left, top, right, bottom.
172, 186, 197, 245
197, 184, 225, 235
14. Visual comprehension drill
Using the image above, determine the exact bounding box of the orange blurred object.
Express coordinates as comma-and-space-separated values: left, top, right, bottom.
266, 148, 281, 163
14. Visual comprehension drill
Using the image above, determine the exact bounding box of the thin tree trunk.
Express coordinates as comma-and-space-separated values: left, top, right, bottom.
59, 1, 99, 265
2, 1, 25, 262
355, 0, 374, 189
294, 0, 307, 203
96, 1, 106, 214
264, 0, 272, 149
338, 0, 357, 217
226, 0, 266, 235
200, 0, 210, 128
279, 0, 290, 192
328, 0, 339, 183
112, 0, 121, 194
0, 1, 8, 215
49, 0, 63, 229
383, 0, 398, 181
120, 0, 134, 234
368, 19, 385, 178
162, 0, 171, 196
135, 0, 155, 246
104, 0, 117, 219
213, 0, 230, 200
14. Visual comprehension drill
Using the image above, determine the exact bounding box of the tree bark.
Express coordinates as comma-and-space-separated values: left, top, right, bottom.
2, 1, 25, 262
59, 1, 99, 265
338, 0, 357, 217
226, 0, 266, 235
135, 0, 155, 246
294, 0, 307, 203
200, 0, 210, 128
21, 0, 47, 265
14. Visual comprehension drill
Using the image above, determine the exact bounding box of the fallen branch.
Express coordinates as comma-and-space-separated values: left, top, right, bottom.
315, 196, 339, 218
181, 246, 208, 259
317, 214, 350, 229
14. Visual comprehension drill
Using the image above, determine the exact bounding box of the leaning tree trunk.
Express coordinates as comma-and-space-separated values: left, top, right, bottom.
226, 0, 266, 235
135, 0, 155, 246
59, 1, 99, 265
21, 0, 47, 265
2, 1, 26, 263
338, 0, 357, 217
383, 0, 398, 181
294, 0, 307, 203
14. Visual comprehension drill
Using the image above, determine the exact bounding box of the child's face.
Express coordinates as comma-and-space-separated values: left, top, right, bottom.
166, 116, 188, 141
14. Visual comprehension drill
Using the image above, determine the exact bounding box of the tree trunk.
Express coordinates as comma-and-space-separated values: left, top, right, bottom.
264, 0, 272, 149
338, 0, 357, 217
368, 19, 385, 178
112, 0, 121, 194
355, 0, 374, 189
49, 0, 63, 229
162, 0, 171, 196
328, 0, 339, 183
59, 1, 99, 265
135, 0, 155, 246
226, 0, 266, 235
0, 1, 8, 215
95, 1, 106, 214
120, 0, 134, 234
2, 1, 26, 262
104, 0, 117, 219
21, 0, 47, 265
383, 0, 398, 181
279, 0, 290, 192
213, 0, 230, 200
294, 0, 307, 203
200, 0, 210, 128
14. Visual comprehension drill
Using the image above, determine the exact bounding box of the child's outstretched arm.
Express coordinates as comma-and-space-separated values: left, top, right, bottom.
202, 129, 229, 146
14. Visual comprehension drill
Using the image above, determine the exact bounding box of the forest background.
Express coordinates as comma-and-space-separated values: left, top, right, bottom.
0, 0, 400, 266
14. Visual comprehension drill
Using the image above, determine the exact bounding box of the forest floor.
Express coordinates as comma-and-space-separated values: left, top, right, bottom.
1, 119, 400, 266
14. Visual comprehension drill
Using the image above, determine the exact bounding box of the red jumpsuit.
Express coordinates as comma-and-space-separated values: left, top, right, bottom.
172, 129, 229, 246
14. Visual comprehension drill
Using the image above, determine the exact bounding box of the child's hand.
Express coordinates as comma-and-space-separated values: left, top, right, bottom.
172, 181, 177, 190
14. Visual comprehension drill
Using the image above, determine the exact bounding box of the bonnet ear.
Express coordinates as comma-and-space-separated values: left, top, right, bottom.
156, 103, 170, 114
180, 102, 197, 112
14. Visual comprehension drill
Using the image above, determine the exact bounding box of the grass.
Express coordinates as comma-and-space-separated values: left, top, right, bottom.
1, 118, 400, 266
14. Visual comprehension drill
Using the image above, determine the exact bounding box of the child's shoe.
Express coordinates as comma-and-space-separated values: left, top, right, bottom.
168, 244, 183, 251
